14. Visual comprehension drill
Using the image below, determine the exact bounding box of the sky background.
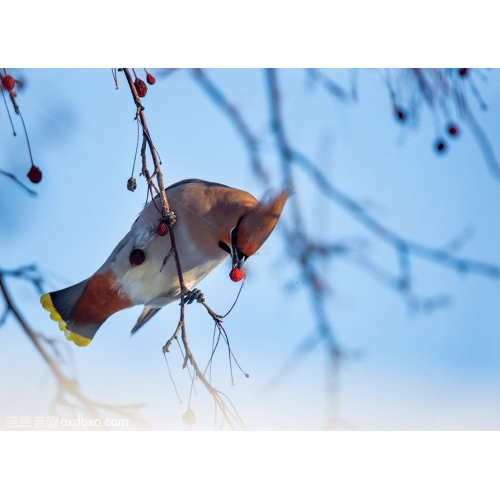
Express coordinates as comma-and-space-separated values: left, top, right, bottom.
1, 68, 500, 431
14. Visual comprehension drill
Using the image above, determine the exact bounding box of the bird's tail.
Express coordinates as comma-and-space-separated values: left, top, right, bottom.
40, 271, 132, 347
41, 280, 96, 347
130, 306, 161, 335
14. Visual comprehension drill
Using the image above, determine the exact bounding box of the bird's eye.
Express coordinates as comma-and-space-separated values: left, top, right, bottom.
218, 241, 231, 254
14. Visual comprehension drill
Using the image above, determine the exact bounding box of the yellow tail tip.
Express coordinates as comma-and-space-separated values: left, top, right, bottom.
40, 293, 92, 347
40, 293, 55, 312
65, 331, 92, 347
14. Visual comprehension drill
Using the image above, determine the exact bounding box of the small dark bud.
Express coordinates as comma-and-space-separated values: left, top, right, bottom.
127, 177, 137, 191
394, 106, 406, 122
458, 68, 468, 77
435, 139, 446, 153
146, 73, 156, 85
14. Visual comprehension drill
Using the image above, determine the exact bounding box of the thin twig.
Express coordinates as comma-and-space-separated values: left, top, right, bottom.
121, 68, 246, 430
191, 69, 269, 184
0, 169, 37, 196
0, 267, 146, 428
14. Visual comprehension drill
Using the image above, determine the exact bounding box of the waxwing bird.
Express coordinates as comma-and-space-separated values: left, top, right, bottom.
41, 179, 289, 347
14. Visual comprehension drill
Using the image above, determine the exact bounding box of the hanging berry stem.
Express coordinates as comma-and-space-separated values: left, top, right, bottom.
127, 111, 141, 191
121, 68, 185, 295
111, 68, 119, 90
0, 87, 16, 136
18, 111, 34, 166
121, 69, 170, 212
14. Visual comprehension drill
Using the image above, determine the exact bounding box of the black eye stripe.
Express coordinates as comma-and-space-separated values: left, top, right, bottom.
231, 216, 244, 248
229, 217, 251, 261
218, 241, 231, 254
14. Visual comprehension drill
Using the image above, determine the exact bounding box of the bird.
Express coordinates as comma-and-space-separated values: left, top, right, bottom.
40, 179, 289, 347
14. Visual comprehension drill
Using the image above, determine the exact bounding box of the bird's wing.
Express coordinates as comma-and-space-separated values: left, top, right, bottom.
130, 306, 161, 335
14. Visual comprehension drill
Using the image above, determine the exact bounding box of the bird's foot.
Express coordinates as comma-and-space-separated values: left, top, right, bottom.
182, 288, 204, 305
162, 211, 176, 227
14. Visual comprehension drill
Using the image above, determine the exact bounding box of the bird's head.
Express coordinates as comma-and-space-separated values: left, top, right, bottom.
218, 190, 290, 271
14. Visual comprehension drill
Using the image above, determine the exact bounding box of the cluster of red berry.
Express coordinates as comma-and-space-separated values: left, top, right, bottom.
2, 70, 43, 184
393, 69, 468, 156
434, 69, 467, 154
134, 70, 156, 98
435, 123, 459, 154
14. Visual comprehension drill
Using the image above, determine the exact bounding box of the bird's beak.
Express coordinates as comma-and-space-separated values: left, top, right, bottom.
231, 246, 246, 270
230, 219, 247, 270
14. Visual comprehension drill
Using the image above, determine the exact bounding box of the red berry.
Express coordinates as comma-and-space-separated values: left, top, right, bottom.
129, 248, 145, 266
157, 222, 168, 236
27, 165, 42, 183
1, 75, 15, 91
448, 124, 459, 136
134, 78, 148, 98
458, 68, 468, 77
229, 268, 245, 282
146, 73, 156, 85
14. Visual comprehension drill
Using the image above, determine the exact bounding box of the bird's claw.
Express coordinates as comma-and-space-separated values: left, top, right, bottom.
182, 288, 204, 305
163, 211, 176, 226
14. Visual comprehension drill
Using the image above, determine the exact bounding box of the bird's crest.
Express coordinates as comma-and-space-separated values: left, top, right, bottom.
237, 190, 290, 256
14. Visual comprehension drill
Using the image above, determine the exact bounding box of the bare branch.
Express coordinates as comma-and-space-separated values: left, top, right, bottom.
191, 68, 269, 184
289, 149, 500, 280
121, 68, 247, 430
307, 68, 350, 101
0, 169, 37, 196
0, 266, 147, 427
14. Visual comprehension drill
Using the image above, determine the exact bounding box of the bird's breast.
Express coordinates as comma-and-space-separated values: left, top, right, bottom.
112, 215, 227, 307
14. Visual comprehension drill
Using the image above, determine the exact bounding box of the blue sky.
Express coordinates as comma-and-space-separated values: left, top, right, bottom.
1, 68, 500, 430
